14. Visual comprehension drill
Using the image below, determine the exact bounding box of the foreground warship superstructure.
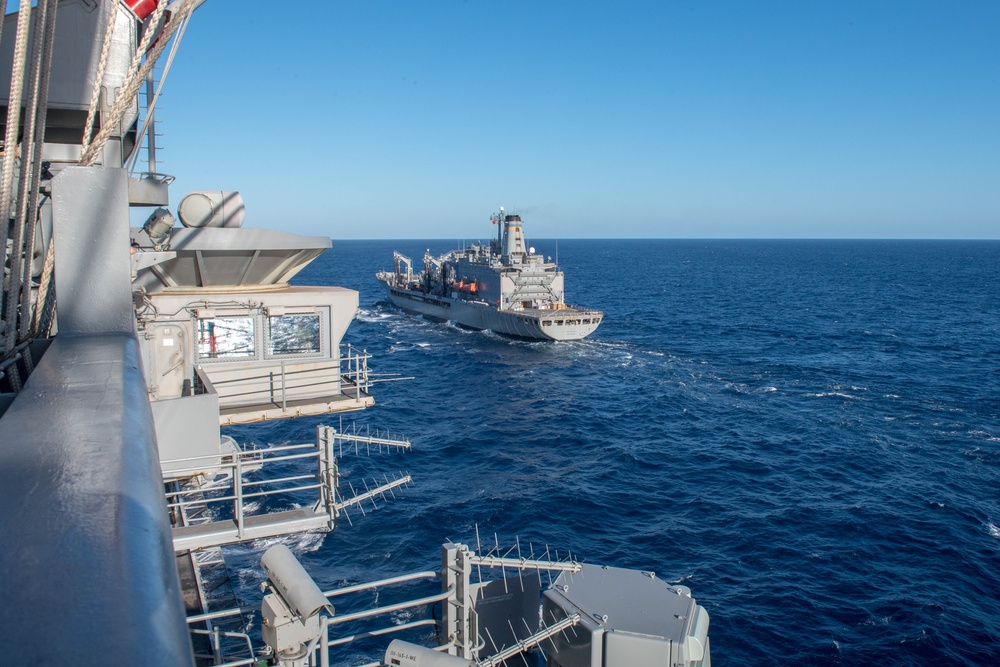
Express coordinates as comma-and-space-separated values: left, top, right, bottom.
0, 2, 707, 666
377, 209, 603, 341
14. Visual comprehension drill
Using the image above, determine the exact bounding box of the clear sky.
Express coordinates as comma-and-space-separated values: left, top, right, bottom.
159, 1, 1000, 239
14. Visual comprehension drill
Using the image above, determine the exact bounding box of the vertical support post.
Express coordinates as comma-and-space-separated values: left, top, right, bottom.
211, 626, 221, 666
145, 70, 157, 174
361, 350, 368, 392
280, 360, 287, 410
319, 616, 329, 667
234, 453, 244, 539
317, 426, 336, 529
345, 343, 352, 394
442, 542, 475, 659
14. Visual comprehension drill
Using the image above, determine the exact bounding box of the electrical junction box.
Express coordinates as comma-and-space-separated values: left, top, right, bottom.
261, 592, 321, 655
541, 564, 710, 667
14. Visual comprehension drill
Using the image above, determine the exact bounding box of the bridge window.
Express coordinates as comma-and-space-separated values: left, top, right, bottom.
198, 316, 256, 359
268, 314, 322, 356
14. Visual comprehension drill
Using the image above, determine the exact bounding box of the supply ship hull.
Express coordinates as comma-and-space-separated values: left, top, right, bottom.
381, 283, 602, 341
377, 210, 603, 341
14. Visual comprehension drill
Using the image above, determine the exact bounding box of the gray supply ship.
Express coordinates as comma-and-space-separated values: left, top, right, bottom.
377, 209, 603, 341
0, 3, 706, 666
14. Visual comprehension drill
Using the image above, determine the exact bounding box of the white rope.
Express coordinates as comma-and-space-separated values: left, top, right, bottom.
128, 0, 171, 83
5, 0, 56, 353
80, 0, 198, 166
0, 2, 9, 53
80, 0, 125, 155
20, 0, 59, 341
35, 0, 198, 337
0, 0, 34, 302
30, 234, 54, 336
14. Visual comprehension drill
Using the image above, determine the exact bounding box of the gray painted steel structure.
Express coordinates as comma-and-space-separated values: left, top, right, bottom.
0, 168, 193, 666
0, 5, 710, 665
377, 213, 603, 341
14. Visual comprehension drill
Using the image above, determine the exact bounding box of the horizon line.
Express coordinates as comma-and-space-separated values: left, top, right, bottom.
326, 236, 1000, 242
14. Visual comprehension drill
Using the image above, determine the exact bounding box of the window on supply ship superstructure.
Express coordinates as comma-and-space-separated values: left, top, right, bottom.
197, 316, 256, 360
266, 313, 323, 357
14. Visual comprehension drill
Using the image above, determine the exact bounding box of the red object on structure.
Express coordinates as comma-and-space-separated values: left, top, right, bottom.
125, 0, 159, 20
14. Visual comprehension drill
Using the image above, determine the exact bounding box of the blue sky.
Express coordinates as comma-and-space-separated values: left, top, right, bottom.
159, 1, 1000, 239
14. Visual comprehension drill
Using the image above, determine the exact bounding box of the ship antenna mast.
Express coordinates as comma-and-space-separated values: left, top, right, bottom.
496, 206, 504, 248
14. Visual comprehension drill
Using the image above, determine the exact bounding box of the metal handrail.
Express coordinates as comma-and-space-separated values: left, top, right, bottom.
195, 348, 372, 410
165, 428, 338, 542
326, 618, 439, 648
328, 588, 453, 626
189, 628, 256, 667
323, 571, 439, 598
166, 483, 323, 511
161, 443, 302, 466
161, 444, 311, 480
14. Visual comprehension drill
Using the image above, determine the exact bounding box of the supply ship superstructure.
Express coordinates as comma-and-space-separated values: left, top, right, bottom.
0, 3, 707, 666
377, 209, 603, 341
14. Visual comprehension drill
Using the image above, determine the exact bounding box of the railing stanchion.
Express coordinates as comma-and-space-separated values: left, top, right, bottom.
235, 453, 244, 539
212, 625, 221, 665
280, 360, 287, 410
320, 616, 330, 667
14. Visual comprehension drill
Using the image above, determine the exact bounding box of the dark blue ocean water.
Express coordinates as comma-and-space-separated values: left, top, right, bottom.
227, 239, 1000, 666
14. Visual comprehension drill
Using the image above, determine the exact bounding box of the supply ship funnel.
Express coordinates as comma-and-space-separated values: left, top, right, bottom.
503, 214, 526, 259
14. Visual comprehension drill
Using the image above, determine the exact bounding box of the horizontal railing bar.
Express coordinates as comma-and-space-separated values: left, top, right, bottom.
207, 366, 342, 387
162, 452, 316, 478
206, 370, 367, 390
162, 465, 232, 479
160, 441, 312, 466
186, 607, 256, 624
323, 571, 439, 598
326, 618, 438, 648
256, 443, 315, 454
327, 589, 452, 626
241, 483, 322, 500
251, 451, 318, 465
241, 473, 314, 489
215, 385, 336, 400
166, 481, 322, 508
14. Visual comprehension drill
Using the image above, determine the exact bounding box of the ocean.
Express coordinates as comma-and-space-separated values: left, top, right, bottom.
226, 239, 1000, 666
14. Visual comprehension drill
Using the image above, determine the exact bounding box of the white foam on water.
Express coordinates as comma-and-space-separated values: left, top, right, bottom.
806, 391, 860, 400
251, 530, 326, 554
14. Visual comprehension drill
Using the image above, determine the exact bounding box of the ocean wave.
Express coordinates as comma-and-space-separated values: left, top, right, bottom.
268, 241, 1000, 665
